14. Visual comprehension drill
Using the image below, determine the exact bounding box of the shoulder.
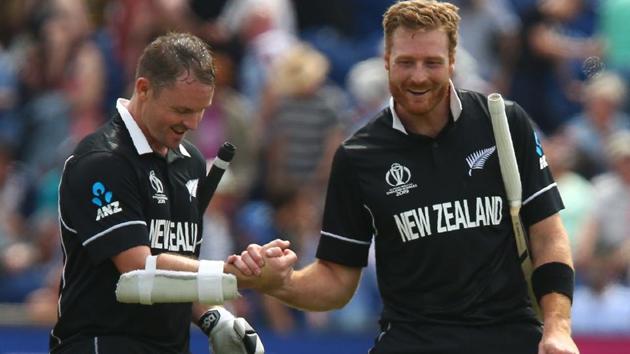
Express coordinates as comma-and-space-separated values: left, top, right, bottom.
66, 122, 138, 179
73, 116, 136, 159
343, 108, 395, 150
64, 150, 136, 182
456, 88, 529, 121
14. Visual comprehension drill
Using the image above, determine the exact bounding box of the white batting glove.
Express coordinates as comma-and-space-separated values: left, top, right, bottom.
198, 307, 264, 354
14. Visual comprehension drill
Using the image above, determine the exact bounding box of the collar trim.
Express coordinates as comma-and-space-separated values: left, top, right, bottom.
116, 98, 190, 158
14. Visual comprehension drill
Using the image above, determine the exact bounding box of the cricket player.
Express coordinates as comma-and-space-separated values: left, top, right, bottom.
50, 33, 263, 354
229, 1, 579, 353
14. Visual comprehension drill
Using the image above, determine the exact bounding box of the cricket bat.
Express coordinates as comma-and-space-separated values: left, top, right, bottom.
487, 93, 542, 321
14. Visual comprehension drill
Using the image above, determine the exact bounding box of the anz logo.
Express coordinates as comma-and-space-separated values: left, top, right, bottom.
91, 181, 123, 221
534, 132, 548, 170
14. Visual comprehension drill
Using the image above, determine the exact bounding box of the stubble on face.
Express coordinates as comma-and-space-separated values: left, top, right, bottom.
143, 75, 214, 155
385, 27, 454, 135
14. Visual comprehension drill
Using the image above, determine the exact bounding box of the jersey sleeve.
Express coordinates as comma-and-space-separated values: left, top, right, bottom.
60, 152, 149, 264
316, 146, 373, 267
507, 102, 564, 227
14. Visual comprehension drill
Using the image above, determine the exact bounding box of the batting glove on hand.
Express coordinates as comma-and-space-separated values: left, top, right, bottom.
198, 307, 264, 354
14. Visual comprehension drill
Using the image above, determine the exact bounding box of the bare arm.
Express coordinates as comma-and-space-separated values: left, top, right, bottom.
268, 259, 362, 312
112, 246, 243, 327
111, 245, 199, 273
528, 213, 579, 354
227, 241, 361, 312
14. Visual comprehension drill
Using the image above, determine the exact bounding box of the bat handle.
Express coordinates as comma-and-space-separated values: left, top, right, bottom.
197, 142, 237, 214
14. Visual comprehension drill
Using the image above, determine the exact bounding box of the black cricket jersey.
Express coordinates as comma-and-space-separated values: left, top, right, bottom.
317, 88, 563, 328
50, 99, 207, 353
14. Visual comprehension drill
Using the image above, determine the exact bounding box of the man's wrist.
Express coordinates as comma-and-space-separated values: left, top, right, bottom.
224, 263, 255, 289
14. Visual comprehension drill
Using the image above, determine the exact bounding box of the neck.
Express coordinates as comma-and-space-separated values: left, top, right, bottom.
126, 96, 168, 156
397, 97, 450, 138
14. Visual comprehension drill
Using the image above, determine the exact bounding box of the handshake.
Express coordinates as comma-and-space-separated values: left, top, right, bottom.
114, 240, 297, 354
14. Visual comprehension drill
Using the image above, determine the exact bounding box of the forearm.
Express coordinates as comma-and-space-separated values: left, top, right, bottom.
540, 292, 572, 332
113, 246, 201, 273
529, 215, 575, 328
268, 260, 360, 312
156, 252, 200, 272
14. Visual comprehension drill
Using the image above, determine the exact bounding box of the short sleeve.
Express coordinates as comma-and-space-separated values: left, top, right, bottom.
316, 147, 372, 267
60, 152, 149, 264
507, 102, 564, 227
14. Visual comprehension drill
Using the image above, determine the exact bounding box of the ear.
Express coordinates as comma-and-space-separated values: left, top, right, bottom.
384, 51, 391, 71
135, 77, 151, 100
449, 55, 456, 77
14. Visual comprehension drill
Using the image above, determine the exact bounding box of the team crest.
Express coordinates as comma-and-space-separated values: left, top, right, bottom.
186, 179, 198, 201
466, 146, 496, 176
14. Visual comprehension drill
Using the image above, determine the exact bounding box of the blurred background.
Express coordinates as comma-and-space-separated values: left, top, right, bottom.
0, 0, 628, 353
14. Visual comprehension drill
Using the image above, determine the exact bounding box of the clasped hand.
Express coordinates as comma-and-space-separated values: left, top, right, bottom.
227, 239, 297, 293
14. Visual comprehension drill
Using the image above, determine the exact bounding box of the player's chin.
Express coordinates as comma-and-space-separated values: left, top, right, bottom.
167, 134, 186, 149
399, 99, 431, 116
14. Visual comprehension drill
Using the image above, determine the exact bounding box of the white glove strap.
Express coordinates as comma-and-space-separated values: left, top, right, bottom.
139, 255, 157, 305
198, 260, 224, 304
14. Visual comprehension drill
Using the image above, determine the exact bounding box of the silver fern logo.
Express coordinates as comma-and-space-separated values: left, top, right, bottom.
466, 146, 496, 176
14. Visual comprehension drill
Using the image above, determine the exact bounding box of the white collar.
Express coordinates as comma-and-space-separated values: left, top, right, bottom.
116, 98, 191, 157
389, 80, 463, 135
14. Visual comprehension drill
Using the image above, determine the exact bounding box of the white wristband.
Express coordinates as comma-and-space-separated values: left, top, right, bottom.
139, 255, 157, 305
198, 260, 225, 304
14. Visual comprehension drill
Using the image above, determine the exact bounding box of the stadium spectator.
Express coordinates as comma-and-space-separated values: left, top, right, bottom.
572, 257, 630, 334
345, 57, 390, 129
453, 0, 521, 92
542, 129, 593, 256
509, 0, 602, 134
262, 42, 346, 198
566, 71, 630, 179
575, 130, 630, 284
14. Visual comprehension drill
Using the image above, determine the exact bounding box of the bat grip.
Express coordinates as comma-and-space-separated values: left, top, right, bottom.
197, 142, 236, 214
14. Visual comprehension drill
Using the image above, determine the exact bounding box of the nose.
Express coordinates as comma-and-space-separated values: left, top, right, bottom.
409, 65, 429, 84
182, 113, 203, 131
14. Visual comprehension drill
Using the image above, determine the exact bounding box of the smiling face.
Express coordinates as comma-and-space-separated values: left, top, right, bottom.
136, 73, 214, 155
385, 27, 454, 127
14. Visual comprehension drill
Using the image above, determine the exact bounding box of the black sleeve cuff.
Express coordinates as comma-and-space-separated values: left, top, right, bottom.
316, 233, 370, 268
85, 222, 149, 264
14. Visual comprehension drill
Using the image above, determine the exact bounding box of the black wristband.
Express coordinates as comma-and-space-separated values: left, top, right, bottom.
532, 262, 574, 304
198, 309, 221, 336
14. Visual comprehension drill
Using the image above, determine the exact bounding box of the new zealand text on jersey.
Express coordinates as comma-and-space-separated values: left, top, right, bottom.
394, 196, 503, 242
149, 219, 198, 252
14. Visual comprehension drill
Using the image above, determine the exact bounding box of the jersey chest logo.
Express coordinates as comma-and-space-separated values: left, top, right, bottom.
466, 146, 496, 176
385, 163, 418, 197
149, 170, 168, 204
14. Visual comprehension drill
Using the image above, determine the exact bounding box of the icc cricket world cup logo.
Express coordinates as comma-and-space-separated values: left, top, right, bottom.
386, 163, 411, 187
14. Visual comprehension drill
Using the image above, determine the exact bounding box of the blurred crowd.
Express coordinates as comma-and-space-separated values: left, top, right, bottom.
0, 0, 628, 336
